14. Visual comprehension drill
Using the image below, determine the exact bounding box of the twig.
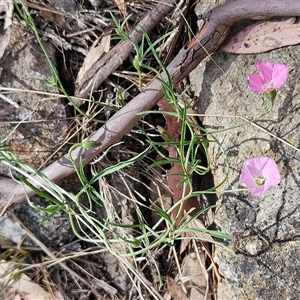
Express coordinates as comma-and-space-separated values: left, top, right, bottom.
8, 211, 116, 298
75, 0, 176, 101
0, 92, 19, 108
2, 0, 300, 206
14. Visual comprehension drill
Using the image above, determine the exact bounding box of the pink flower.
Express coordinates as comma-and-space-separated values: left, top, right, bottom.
239, 157, 281, 197
248, 61, 289, 92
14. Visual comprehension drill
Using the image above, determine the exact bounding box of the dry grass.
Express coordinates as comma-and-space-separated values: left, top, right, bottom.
0, 1, 232, 299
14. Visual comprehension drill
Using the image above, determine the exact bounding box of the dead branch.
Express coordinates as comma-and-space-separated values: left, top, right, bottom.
75, 0, 176, 101
2, 0, 300, 206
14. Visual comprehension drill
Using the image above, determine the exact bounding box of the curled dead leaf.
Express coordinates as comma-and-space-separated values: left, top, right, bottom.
166, 275, 189, 300
76, 28, 112, 87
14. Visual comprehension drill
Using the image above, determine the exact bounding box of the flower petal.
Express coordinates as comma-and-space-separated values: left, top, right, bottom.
249, 185, 266, 197
239, 157, 281, 197
246, 156, 268, 170
261, 158, 281, 187
248, 61, 289, 93
240, 163, 259, 188
271, 64, 289, 89
248, 74, 264, 92
257, 61, 273, 84
240, 172, 255, 188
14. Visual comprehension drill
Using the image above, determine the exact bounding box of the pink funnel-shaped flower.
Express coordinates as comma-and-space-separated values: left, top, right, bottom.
248, 61, 289, 92
239, 157, 281, 197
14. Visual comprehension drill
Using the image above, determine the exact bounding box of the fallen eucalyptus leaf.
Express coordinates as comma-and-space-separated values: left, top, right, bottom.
222, 17, 300, 54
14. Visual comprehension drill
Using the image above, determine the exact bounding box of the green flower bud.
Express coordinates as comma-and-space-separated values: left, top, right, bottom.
81, 141, 101, 149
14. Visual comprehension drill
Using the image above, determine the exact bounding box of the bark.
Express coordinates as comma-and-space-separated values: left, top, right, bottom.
75, 0, 176, 101
2, 0, 300, 206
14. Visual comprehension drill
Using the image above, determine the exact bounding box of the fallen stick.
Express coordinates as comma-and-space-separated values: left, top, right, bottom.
75, 0, 176, 100
2, 0, 300, 206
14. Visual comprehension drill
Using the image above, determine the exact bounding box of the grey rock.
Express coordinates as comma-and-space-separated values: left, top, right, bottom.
13, 196, 74, 247
0, 213, 27, 245
192, 2, 300, 299
49, 0, 77, 13
0, 21, 67, 170
0, 20, 74, 247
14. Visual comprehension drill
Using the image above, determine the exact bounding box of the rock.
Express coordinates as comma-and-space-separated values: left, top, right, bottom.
0, 213, 27, 245
191, 2, 300, 299
0, 21, 67, 170
0, 19, 74, 247
13, 196, 75, 247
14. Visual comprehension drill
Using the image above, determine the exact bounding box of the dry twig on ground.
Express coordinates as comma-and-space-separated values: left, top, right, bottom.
2, 0, 300, 207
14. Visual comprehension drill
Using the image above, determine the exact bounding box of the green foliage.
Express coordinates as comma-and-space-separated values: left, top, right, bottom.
0, 8, 233, 254
0, 8, 236, 297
